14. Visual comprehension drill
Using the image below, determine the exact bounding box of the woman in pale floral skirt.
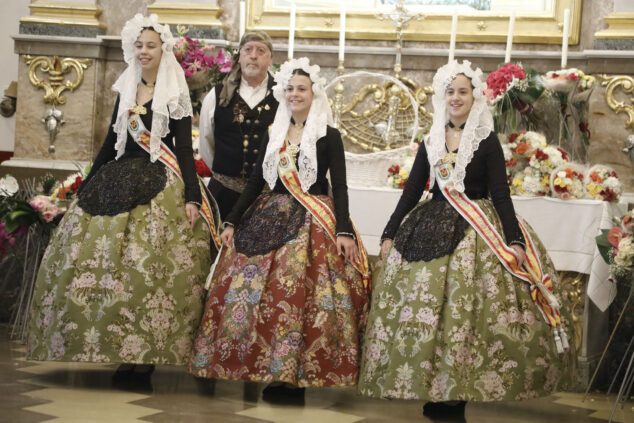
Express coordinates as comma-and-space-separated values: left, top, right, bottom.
358, 60, 576, 418
27, 14, 216, 379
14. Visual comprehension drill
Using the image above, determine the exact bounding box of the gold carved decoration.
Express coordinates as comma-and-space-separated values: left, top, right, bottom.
248, 0, 581, 44
595, 12, 634, 39
331, 77, 433, 152
24, 55, 92, 105
559, 271, 586, 353
148, 2, 223, 29
20, 1, 104, 29
597, 74, 634, 130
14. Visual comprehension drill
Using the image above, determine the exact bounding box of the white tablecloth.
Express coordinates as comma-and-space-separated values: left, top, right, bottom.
348, 187, 625, 311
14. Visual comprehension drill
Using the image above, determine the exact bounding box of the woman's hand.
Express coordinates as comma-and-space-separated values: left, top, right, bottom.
220, 226, 234, 248
337, 235, 359, 263
380, 239, 393, 260
511, 244, 526, 267
185, 203, 199, 229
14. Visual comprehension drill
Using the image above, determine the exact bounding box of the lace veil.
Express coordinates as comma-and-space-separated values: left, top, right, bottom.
112, 13, 192, 162
427, 60, 493, 192
262, 57, 333, 192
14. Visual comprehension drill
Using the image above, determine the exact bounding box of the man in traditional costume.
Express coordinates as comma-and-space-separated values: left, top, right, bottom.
198, 31, 279, 219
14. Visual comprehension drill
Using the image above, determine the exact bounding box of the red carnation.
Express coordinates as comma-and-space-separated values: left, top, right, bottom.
195, 158, 212, 177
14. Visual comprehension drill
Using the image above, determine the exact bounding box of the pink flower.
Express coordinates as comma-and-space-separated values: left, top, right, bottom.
42, 210, 56, 222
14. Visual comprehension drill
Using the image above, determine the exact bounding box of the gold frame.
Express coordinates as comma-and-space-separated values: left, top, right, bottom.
20, 1, 104, 29
247, 0, 581, 45
147, 2, 223, 29
594, 12, 634, 39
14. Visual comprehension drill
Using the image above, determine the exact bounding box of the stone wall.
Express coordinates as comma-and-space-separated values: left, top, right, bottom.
5, 0, 633, 190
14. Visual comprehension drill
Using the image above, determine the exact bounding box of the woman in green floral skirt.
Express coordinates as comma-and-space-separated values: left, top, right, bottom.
358, 60, 576, 418
27, 14, 215, 380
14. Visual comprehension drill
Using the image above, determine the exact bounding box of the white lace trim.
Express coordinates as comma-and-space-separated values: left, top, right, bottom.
427, 59, 494, 193
262, 57, 333, 192
112, 13, 192, 162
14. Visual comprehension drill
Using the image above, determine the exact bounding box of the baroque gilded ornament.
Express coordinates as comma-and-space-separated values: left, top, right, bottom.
598, 74, 634, 130
24, 55, 92, 105
24, 55, 91, 154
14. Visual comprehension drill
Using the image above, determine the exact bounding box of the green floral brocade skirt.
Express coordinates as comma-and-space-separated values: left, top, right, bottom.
27, 168, 213, 365
358, 199, 576, 402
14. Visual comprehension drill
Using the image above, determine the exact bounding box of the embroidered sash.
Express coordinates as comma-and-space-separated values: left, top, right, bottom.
434, 157, 569, 353
127, 111, 222, 250
277, 144, 371, 291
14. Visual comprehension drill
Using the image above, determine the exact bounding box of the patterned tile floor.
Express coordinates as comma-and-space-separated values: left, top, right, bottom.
2, 325, 632, 423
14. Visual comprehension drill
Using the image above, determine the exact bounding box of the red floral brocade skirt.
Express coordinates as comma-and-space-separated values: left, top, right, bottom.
187, 193, 368, 387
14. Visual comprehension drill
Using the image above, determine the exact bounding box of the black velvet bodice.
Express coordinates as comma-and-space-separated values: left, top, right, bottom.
226, 126, 354, 235
82, 96, 201, 205
382, 132, 525, 247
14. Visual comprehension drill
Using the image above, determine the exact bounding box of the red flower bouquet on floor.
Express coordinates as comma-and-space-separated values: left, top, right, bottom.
485, 63, 544, 134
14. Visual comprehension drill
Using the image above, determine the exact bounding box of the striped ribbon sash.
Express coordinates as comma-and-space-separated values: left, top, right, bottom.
436, 163, 569, 353
277, 144, 371, 292
127, 111, 222, 250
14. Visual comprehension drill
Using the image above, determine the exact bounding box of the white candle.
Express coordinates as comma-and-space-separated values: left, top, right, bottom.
504, 11, 515, 63
239, 0, 246, 39
561, 8, 570, 69
338, 3, 346, 62
448, 8, 458, 63
288, 2, 296, 60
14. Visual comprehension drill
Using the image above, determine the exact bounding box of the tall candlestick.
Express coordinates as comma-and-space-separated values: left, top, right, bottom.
448, 8, 458, 63
504, 11, 515, 63
239, 0, 246, 39
338, 3, 346, 62
288, 2, 296, 60
561, 8, 570, 69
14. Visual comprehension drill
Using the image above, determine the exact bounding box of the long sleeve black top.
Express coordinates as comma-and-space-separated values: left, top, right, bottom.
382, 132, 526, 247
82, 97, 201, 205
225, 126, 355, 235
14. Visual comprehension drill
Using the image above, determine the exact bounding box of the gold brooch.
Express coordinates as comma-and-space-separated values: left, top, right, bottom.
286, 142, 300, 156
131, 104, 147, 115
442, 152, 457, 165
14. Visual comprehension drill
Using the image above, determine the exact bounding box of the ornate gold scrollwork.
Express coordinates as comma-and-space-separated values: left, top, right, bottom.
559, 271, 586, 352
332, 77, 433, 152
597, 74, 634, 130
24, 55, 92, 105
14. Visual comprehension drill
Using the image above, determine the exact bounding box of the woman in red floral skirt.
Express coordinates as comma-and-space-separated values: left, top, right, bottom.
188, 57, 370, 400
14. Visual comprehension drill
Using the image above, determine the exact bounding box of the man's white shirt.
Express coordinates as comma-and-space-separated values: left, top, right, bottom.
198, 75, 270, 170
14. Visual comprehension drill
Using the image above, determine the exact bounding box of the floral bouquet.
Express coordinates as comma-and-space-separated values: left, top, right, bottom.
585, 165, 622, 202
503, 130, 571, 197
174, 26, 232, 115
0, 174, 60, 257
51, 172, 84, 201
543, 68, 595, 158
485, 63, 545, 133
527, 144, 568, 175
387, 164, 409, 189
550, 164, 587, 200
511, 167, 550, 196
386, 143, 419, 189
543, 68, 595, 94
596, 210, 634, 288
502, 131, 550, 175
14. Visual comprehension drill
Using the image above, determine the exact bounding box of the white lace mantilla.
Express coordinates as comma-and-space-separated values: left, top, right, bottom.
112, 13, 192, 162
262, 57, 333, 192
427, 60, 494, 193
